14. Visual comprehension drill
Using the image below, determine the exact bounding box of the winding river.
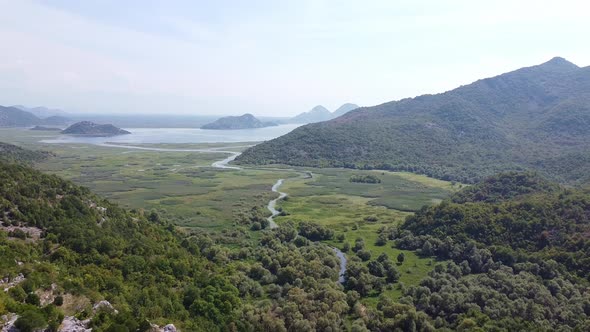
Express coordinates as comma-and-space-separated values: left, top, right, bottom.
265, 177, 347, 283
266, 179, 286, 229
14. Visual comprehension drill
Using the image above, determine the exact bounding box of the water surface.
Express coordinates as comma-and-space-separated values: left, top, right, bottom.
41, 125, 301, 144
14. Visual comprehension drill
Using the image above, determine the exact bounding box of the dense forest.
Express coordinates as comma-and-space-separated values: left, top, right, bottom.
393, 172, 590, 330
236, 57, 590, 185
2, 143, 590, 331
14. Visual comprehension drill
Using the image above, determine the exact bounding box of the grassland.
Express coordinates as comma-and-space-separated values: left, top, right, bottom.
0, 128, 458, 299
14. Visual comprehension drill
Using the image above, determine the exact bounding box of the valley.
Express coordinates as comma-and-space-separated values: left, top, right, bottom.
0, 127, 457, 301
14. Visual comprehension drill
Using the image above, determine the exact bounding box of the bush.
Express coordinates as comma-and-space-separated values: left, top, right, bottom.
397, 253, 405, 264
15, 310, 47, 332
25, 292, 40, 306
350, 175, 381, 184
8, 228, 27, 239
53, 295, 64, 306
357, 250, 372, 261
298, 221, 334, 241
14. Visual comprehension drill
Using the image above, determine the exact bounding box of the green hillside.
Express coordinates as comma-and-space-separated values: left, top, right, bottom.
2, 143, 590, 331
236, 57, 590, 184
0, 142, 52, 164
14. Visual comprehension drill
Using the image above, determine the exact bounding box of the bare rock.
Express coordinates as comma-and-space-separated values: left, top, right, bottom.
93, 300, 118, 314
1, 314, 18, 332
163, 324, 177, 332
59, 316, 91, 332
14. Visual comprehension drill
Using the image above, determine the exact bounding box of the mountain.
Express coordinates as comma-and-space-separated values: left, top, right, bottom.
41, 115, 70, 126
289, 105, 333, 123
12, 105, 69, 118
61, 121, 131, 136
237, 57, 590, 184
332, 103, 360, 117
0, 106, 70, 127
0, 106, 41, 127
288, 104, 360, 124
201, 113, 278, 130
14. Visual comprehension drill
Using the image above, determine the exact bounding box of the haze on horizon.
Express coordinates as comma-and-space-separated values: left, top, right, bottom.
0, 0, 589, 117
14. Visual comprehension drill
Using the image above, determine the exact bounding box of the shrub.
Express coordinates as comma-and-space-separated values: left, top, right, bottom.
53, 295, 64, 306
15, 310, 47, 332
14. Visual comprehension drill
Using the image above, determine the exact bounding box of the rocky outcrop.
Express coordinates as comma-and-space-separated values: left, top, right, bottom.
59, 316, 91, 332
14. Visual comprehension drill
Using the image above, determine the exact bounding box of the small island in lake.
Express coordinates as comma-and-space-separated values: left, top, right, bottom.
201, 113, 278, 130
61, 121, 131, 136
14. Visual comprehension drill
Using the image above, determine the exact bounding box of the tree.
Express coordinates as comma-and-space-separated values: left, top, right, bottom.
397, 252, 405, 265
421, 241, 434, 257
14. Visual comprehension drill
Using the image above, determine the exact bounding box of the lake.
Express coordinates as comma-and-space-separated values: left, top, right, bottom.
40, 124, 301, 144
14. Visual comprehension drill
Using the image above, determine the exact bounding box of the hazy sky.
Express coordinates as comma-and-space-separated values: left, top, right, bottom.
1, 0, 589, 116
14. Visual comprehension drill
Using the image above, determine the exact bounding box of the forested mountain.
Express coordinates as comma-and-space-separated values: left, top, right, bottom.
61, 121, 131, 136
201, 113, 277, 130
237, 57, 590, 184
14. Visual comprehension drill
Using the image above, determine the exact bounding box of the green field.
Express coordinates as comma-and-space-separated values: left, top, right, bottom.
0, 127, 458, 298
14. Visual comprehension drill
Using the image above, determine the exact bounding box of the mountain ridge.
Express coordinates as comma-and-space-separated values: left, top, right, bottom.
236, 57, 590, 184
288, 103, 359, 124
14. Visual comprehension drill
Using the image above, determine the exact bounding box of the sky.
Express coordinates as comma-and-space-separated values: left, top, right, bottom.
0, 0, 589, 117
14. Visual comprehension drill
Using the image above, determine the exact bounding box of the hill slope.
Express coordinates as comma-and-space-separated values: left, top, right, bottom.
0, 106, 41, 127
201, 113, 277, 130
237, 57, 590, 184
332, 103, 360, 117
0, 142, 52, 163
61, 121, 130, 136
401, 172, 590, 279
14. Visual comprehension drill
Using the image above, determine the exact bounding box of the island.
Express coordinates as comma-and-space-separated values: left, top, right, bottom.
201, 113, 278, 130
61, 121, 131, 136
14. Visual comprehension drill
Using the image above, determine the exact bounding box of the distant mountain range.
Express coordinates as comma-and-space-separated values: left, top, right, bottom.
12, 105, 70, 118
236, 57, 590, 185
288, 103, 359, 124
201, 113, 278, 130
61, 121, 130, 136
0, 105, 71, 127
